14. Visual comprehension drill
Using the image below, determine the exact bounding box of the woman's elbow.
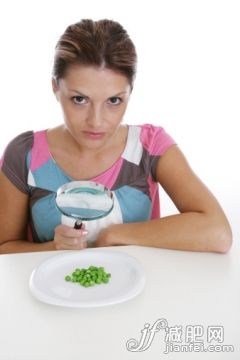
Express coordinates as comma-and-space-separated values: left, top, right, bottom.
212, 221, 233, 254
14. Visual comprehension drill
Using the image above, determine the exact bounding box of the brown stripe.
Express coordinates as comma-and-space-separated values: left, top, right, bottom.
1, 131, 34, 193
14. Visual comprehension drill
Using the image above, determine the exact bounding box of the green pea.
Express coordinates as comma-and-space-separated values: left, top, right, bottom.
64, 265, 111, 287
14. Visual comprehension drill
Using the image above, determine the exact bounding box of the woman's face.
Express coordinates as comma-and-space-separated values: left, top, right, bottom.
52, 65, 131, 151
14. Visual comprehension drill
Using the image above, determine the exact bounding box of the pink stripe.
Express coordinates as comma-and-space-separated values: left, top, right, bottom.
140, 124, 175, 156
148, 175, 161, 218
92, 157, 124, 189
30, 130, 51, 171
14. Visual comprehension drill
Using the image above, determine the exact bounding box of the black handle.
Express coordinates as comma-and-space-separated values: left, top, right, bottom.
74, 220, 82, 229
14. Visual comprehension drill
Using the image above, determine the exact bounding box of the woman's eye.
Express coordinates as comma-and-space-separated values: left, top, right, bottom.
71, 96, 87, 105
108, 97, 122, 105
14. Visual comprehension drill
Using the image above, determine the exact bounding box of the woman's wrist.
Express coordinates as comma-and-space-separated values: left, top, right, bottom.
94, 224, 125, 247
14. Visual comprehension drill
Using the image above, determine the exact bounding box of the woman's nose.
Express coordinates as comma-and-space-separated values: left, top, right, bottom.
86, 105, 103, 128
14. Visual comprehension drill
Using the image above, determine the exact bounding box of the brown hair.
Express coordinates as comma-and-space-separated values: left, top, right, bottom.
53, 19, 137, 88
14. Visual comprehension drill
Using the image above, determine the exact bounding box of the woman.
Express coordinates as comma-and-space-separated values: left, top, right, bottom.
0, 19, 232, 253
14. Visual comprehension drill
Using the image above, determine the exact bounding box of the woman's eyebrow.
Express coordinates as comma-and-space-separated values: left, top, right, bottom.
69, 89, 88, 96
110, 91, 128, 97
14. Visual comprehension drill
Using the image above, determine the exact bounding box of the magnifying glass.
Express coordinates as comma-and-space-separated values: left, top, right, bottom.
55, 181, 114, 229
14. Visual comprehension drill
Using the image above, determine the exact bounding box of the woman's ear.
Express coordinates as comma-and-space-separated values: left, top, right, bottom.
52, 77, 59, 100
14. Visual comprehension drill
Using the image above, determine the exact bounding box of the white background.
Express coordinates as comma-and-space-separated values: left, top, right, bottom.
0, 0, 239, 247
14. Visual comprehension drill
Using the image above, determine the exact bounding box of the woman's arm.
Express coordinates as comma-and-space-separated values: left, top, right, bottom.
95, 146, 232, 253
0, 171, 54, 253
0, 171, 88, 254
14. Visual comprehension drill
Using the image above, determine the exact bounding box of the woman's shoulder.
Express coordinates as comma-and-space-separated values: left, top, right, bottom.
0, 131, 34, 193
6, 129, 47, 150
7, 129, 34, 145
1, 130, 34, 161
0, 129, 48, 193
129, 123, 176, 155
0, 129, 48, 170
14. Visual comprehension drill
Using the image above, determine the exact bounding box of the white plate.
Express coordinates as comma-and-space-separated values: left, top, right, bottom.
29, 249, 146, 308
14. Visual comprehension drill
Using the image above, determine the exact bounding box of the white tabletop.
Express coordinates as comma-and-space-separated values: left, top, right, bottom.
0, 243, 239, 360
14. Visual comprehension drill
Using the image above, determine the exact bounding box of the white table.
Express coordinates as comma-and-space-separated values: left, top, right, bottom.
0, 243, 239, 360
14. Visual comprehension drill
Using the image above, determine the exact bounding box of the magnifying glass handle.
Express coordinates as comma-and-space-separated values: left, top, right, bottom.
74, 219, 82, 229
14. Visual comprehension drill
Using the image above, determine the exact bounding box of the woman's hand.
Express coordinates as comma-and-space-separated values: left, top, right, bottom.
53, 224, 88, 250
94, 224, 123, 248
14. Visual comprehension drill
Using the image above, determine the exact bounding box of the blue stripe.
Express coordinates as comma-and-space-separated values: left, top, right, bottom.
114, 186, 151, 223
32, 159, 71, 191
31, 193, 61, 242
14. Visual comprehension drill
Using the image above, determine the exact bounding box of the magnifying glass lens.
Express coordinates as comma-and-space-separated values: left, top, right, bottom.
55, 181, 114, 228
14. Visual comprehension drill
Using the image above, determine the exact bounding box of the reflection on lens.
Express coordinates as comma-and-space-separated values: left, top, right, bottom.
55, 181, 114, 221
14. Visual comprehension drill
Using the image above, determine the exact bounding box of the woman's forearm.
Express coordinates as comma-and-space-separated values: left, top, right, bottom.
0, 239, 56, 254
97, 212, 232, 253
1, 212, 232, 254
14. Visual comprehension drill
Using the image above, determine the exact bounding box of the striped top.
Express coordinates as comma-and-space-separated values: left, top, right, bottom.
0, 124, 175, 243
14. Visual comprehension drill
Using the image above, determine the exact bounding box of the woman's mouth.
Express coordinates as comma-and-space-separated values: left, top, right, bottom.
82, 131, 106, 140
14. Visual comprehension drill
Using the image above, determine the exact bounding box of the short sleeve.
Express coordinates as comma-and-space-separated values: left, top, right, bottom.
140, 124, 176, 181
0, 131, 34, 193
